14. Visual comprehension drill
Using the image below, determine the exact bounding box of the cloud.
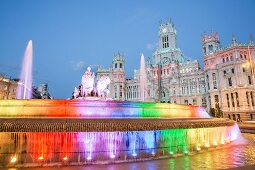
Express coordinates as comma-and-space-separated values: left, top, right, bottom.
70, 60, 85, 71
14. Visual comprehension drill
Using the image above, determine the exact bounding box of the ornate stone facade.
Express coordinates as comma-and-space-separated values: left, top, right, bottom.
96, 21, 255, 121
0, 74, 18, 99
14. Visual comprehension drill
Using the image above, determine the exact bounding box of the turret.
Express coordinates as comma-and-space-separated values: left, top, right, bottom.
158, 19, 177, 50
202, 32, 220, 55
112, 52, 125, 70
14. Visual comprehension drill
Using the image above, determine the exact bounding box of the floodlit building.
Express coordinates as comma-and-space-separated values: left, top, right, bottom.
0, 74, 18, 99
96, 20, 255, 121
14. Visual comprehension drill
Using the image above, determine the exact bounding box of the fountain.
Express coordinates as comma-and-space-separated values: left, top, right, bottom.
140, 53, 147, 102
16, 40, 33, 99
72, 67, 111, 100
0, 46, 242, 167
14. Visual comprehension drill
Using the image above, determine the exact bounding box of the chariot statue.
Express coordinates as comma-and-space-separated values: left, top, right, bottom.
72, 67, 111, 99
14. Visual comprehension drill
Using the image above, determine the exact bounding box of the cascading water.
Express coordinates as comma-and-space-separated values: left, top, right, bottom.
140, 54, 147, 101
16, 40, 33, 99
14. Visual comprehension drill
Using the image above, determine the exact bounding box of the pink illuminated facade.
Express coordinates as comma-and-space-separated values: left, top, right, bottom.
203, 33, 255, 121
95, 20, 255, 122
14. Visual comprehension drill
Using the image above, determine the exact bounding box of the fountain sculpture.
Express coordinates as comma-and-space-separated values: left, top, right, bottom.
16, 40, 33, 99
140, 54, 147, 102
72, 67, 111, 99
0, 42, 242, 167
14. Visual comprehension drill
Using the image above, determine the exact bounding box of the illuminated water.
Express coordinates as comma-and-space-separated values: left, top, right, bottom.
140, 53, 146, 102
16, 40, 33, 99
0, 100, 242, 167
5, 133, 255, 170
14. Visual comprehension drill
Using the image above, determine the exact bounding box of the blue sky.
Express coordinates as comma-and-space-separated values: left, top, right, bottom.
0, 0, 255, 98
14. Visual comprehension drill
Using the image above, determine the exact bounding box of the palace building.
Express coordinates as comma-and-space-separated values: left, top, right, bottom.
96, 20, 255, 121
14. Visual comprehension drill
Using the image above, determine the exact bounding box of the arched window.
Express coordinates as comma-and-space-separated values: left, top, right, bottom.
208, 44, 213, 52
203, 47, 206, 54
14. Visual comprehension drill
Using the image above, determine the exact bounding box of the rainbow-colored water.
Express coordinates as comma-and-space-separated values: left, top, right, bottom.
0, 99, 209, 118
0, 99, 241, 166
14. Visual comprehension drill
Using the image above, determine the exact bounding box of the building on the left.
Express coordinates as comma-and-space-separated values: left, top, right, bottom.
0, 74, 18, 99
0, 73, 52, 99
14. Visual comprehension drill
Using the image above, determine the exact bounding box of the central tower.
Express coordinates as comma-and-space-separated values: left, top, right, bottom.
151, 20, 185, 65
159, 20, 177, 50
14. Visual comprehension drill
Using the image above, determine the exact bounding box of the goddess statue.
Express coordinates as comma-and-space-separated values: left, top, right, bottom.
81, 67, 95, 96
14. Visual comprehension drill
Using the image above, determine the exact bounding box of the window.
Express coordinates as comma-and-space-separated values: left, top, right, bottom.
120, 85, 122, 97
120, 63, 122, 69
240, 54, 243, 59
202, 97, 207, 107
230, 56, 233, 61
251, 92, 254, 106
228, 78, 232, 87
208, 44, 213, 52
184, 99, 188, 105
162, 91, 166, 97
206, 75, 210, 90
213, 81, 217, 89
243, 68, 245, 72
223, 70, 226, 76
214, 95, 219, 107
203, 47, 206, 54
226, 57, 229, 62
246, 92, 250, 106
226, 94, 230, 108
212, 73, 216, 80
223, 58, 225, 63
231, 93, 235, 107
236, 92, 240, 107
115, 63, 117, 69
248, 76, 252, 85
232, 68, 235, 74
114, 85, 117, 98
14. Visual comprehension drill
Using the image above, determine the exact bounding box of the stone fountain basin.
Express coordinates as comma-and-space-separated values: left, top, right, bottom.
0, 118, 235, 132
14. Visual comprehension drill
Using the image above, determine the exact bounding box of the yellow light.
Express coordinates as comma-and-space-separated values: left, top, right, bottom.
205, 143, 210, 148
38, 156, 44, 160
63, 156, 68, 161
10, 156, 17, 163
196, 147, 201, 151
